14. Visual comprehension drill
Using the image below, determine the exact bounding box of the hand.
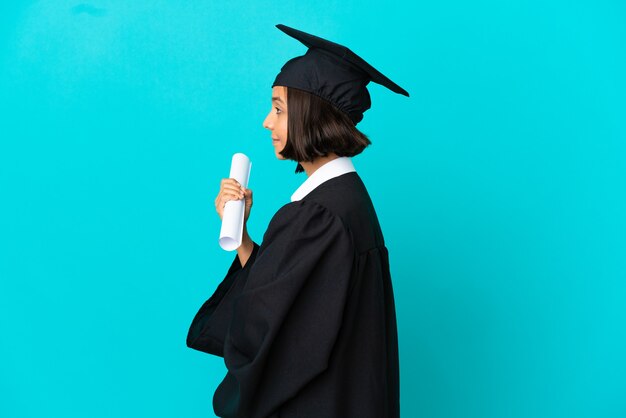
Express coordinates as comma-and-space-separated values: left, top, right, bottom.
215, 178, 253, 223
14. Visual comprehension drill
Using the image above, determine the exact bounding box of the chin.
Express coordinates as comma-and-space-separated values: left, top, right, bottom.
274, 148, 287, 160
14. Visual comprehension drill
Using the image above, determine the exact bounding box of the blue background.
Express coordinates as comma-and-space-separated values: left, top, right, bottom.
1, 1, 625, 417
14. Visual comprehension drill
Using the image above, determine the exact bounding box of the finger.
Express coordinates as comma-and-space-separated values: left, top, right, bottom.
221, 178, 240, 186
221, 178, 241, 189
220, 184, 244, 198
221, 191, 243, 201
220, 186, 243, 194
223, 184, 245, 197
222, 191, 244, 202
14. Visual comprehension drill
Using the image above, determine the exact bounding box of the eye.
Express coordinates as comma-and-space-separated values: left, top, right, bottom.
275, 107, 282, 114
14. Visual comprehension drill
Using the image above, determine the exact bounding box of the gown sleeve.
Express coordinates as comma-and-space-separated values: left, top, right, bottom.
186, 241, 261, 357
212, 200, 355, 418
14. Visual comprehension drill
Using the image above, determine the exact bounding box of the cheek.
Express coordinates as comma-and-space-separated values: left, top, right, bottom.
278, 116, 288, 138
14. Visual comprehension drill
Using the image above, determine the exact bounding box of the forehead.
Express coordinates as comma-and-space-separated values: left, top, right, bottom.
272, 85, 287, 100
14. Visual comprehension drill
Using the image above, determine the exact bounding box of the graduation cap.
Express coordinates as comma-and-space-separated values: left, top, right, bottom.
271, 24, 410, 125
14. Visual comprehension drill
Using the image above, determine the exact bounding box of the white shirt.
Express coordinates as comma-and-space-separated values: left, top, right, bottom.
290, 157, 356, 202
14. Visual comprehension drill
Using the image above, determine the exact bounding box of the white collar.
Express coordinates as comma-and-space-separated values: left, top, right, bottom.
291, 157, 356, 202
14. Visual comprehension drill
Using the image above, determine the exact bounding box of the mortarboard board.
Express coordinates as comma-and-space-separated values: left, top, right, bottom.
272, 24, 409, 125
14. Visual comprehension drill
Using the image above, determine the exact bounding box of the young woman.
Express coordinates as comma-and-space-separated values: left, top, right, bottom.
187, 24, 409, 418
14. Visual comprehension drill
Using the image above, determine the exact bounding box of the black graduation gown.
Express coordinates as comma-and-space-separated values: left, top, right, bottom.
187, 171, 400, 418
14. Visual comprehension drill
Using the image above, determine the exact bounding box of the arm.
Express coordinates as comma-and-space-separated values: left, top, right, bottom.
186, 240, 260, 356
237, 225, 254, 267
187, 177, 257, 356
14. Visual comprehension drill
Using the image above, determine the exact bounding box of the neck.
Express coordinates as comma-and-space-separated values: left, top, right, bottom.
300, 153, 339, 177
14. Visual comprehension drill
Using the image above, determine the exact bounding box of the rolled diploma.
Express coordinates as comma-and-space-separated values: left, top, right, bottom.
219, 153, 252, 251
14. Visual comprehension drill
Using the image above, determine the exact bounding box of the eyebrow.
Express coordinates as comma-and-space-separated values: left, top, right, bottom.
272, 96, 285, 104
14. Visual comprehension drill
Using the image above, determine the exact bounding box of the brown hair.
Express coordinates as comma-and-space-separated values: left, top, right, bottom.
278, 87, 371, 173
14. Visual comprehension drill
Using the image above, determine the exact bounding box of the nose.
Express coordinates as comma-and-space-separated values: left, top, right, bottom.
263, 110, 273, 131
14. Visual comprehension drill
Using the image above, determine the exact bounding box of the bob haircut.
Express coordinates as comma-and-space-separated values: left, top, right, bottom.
278, 87, 371, 173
